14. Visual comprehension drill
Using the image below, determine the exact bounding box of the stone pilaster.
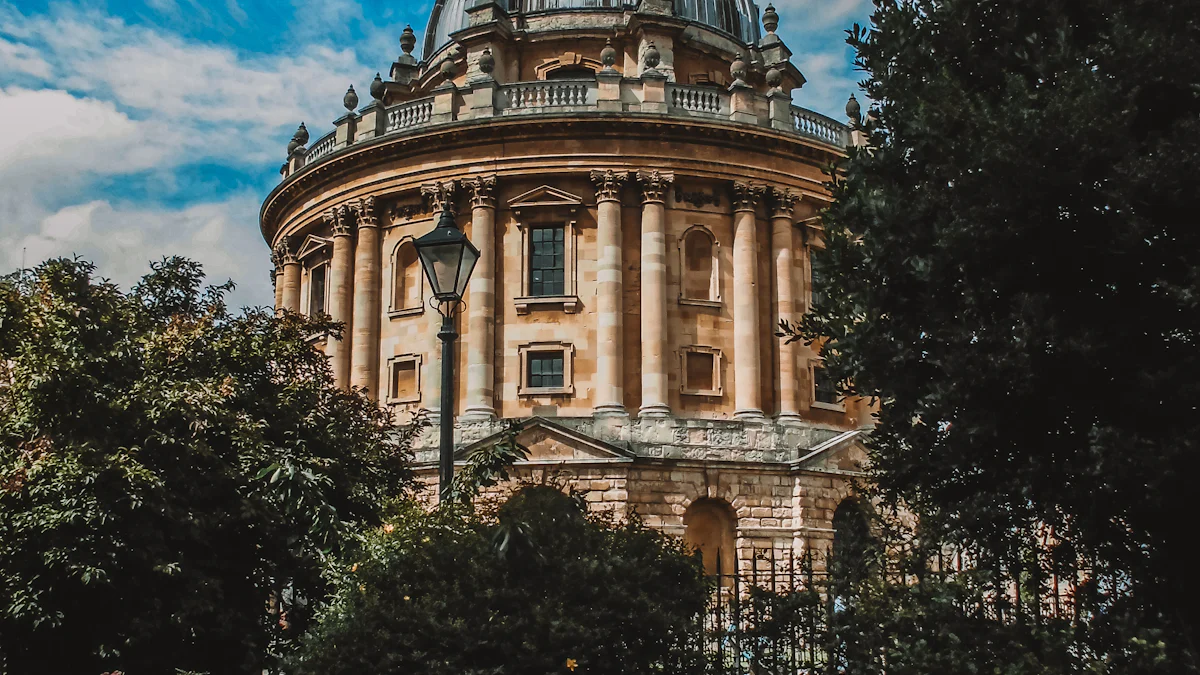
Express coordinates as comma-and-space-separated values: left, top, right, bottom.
732, 182, 766, 420
327, 205, 356, 391
637, 169, 674, 417
349, 196, 382, 398
770, 188, 802, 424
464, 175, 498, 420
590, 169, 631, 416
276, 240, 301, 314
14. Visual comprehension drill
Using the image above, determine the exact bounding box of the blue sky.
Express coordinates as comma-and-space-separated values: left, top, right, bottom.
0, 0, 869, 308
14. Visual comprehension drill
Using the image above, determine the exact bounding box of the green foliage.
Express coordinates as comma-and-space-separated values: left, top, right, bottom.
291, 485, 710, 675
0, 258, 418, 674
788, 0, 1199, 668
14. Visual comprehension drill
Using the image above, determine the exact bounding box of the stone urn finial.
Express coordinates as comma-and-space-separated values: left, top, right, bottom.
643, 41, 661, 70
287, 138, 300, 155
730, 53, 748, 85
370, 73, 386, 101
763, 4, 779, 34
479, 47, 495, 76
294, 122, 309, 145
400, 25, 416, 55
846, 94, 862, 123
440, 56, 457, 79
766, 66, 783, 91
601, 38, 617, 71
343, 84, 358, 112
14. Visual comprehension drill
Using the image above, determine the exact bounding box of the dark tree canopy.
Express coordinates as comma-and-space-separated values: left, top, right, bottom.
798, 0, 1200, 661
291, 486, 710, 675
0, 258, 417, 674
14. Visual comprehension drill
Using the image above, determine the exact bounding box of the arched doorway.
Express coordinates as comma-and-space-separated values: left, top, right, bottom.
683, 498, 737, 582
830, 497, 874, 586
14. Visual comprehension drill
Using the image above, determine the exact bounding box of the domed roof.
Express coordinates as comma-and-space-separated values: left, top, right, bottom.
423, 0, 762, 58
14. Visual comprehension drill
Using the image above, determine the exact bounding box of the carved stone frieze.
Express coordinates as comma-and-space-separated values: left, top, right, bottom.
731, 181, 765, 212
464, 175, 498, 210
589, 169, 630, 202
636, 169, 675, 204
389, 201, 429, 222
674, 185, 721, 209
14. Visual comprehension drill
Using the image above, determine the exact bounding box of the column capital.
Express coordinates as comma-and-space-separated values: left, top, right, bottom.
326, 204, 356, 237
351, 195, 380, 229
636, 170, 675, 204
590, 169, 631, 203
732, 181, 765, 213
464, 175, 498, 210
768, 187, 800, 220
273, 238, 298, 265
421, 180, 459, 214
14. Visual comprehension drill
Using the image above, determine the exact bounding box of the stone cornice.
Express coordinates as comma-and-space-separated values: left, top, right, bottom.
261, 114, 845, 243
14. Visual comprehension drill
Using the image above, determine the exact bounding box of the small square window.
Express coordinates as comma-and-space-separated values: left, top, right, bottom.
387, 355, 422, 404
680, 346, 722, 396
529, 226, 565, 297
813, 364, 842, 408
518, 342, 574, 396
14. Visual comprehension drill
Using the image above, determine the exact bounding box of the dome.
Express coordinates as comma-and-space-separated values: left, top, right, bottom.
423, 0, 761, 58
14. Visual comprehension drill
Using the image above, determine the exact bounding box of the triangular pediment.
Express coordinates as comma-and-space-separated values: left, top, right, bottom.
295, 234, 332, 261
507, 185, 584, 210
457, 417, 634, 464
792, 429, 868, 474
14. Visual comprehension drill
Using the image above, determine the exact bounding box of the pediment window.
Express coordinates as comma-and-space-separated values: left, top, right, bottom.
509, 186, 583, 314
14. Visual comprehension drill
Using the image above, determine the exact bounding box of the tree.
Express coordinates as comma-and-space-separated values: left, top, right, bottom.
290, 485, 710, 675
792, 0, 1199, 665
0, 258, 419, 674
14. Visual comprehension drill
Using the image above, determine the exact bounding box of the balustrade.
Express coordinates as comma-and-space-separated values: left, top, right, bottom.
669, 85, 727, 116
306, 131, 337, 163
790, 107, 848, 146
501, 80, 593, 111
386, 97, 434, 134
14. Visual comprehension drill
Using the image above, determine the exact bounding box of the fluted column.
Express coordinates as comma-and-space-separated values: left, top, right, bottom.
327, 205, 355, 390
420, 181, 459, 412
637, 170, 674, 417
350, 196, 382, 398
463, 175, 497, 420
590, 169, 630, 416
276, 240, 301, 313
770, 188, 802, 424
732, 182, 766, 420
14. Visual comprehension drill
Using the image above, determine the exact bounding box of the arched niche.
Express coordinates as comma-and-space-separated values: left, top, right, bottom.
390, 237, 424, 316
683, 498, 737, 581
679, 225, 720, 306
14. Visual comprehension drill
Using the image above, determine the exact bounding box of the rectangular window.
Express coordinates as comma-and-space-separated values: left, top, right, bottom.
391, 359, 418, 401
686, 351, 715, 392
527, 351, 565, 389
810, 263, 825, 308
308, 264, 328, 316
529, 226, 565, 296
814, 366, 840, 406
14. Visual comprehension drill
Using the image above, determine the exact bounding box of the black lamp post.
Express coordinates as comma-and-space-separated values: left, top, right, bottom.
413, 206, 480, 502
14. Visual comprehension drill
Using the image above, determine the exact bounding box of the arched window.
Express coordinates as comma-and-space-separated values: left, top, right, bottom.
391, 239, 424, 315
831, 498, 874, 585
680, 226, 719, 304
683, 498, 737, 582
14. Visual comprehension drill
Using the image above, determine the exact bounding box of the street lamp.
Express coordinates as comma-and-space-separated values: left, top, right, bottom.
414, 206, 480, 502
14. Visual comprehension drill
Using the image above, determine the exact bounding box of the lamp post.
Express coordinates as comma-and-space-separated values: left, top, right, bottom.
414, 206, 480, 502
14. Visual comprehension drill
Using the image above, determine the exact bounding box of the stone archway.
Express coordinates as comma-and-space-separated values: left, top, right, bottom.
683, 498, 738, 581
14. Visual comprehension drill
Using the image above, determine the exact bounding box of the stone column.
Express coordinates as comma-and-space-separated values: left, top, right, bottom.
463, 176, 497, 420
637, 170, 674, 417
327, 205, 356, 390
420, 181, 459, 412
770, 188, 802, 424
276, 240, 301, 313
590, 169, 630, 416
271, 251, 285, 312
350, 196, 382, 398
732, 182, 765, 420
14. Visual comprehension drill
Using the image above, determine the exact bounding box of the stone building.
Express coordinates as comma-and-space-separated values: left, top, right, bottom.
262, 0, 870, 578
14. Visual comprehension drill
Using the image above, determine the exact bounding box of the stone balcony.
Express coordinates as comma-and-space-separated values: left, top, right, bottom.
282, 74, 848, 181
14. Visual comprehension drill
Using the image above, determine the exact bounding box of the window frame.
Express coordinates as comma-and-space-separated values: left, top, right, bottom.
811, 360, 845, 412
514, 219, 580, 314
386, 353, 423, 404
678, 225, 722, 308
528, 225, 567, 297
679, 345, 723, 397
388, 235, 426, 318
517, 341, 576, 397
306, 261, 330, 317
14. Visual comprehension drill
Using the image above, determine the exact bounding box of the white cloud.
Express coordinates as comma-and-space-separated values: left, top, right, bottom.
0, 38, 51, 78
771, 0, 872, 30
791, 49, 861, 120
